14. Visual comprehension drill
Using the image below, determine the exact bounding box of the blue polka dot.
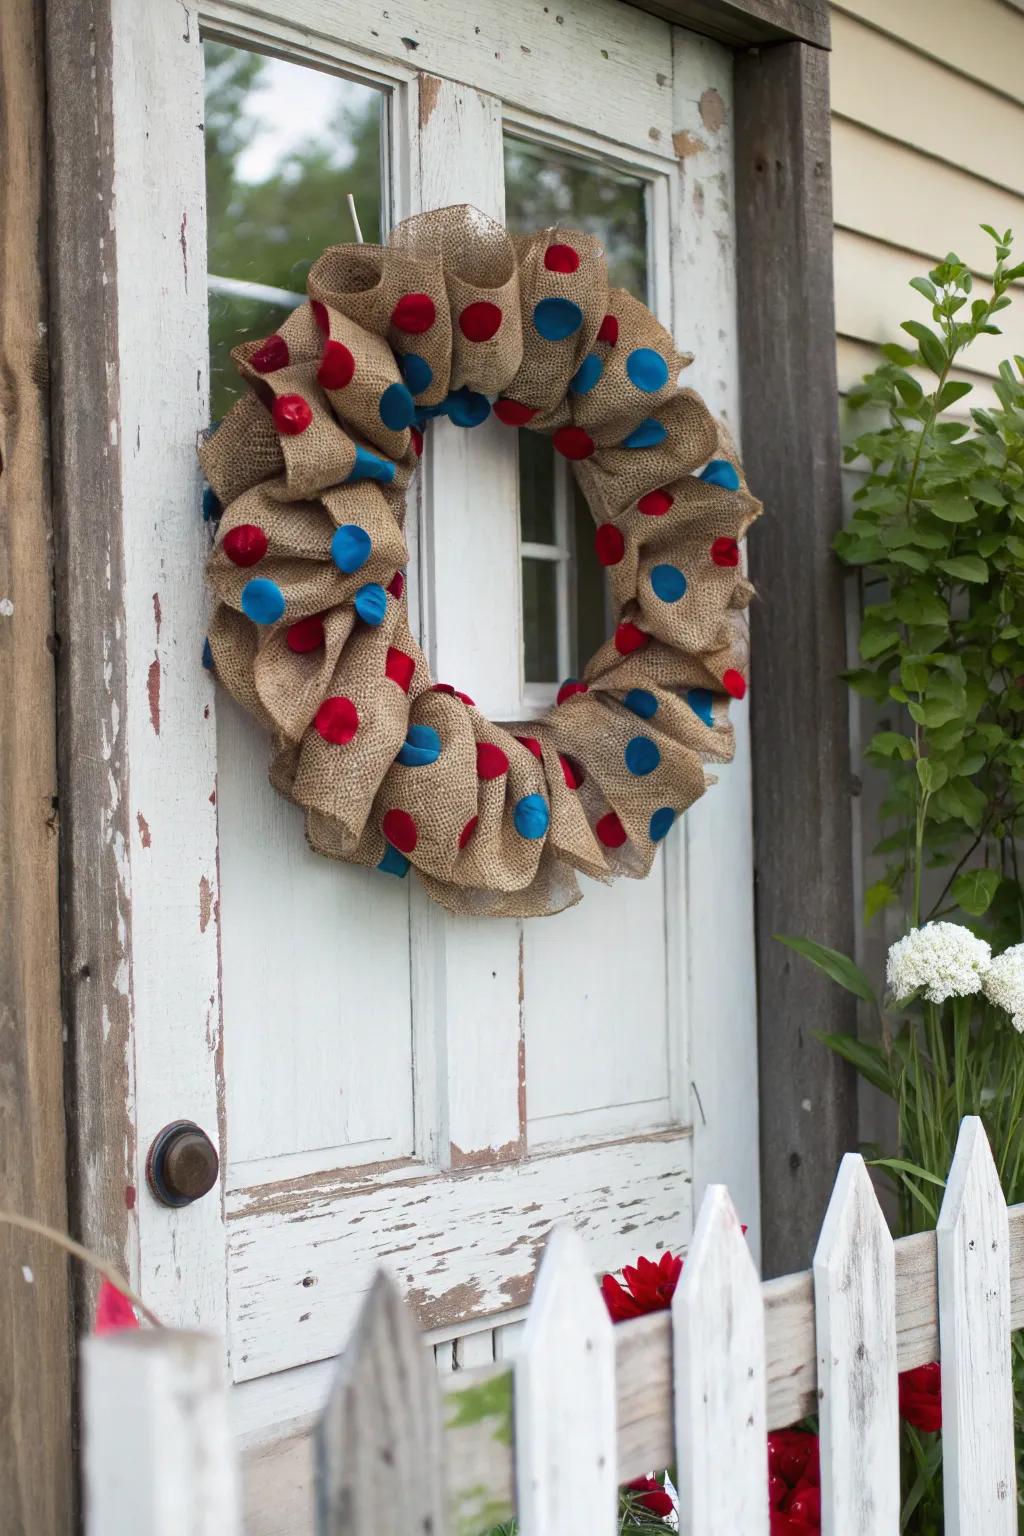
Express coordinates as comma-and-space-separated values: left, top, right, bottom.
201, 638, 214, 671
377, 845, 410, 878
415, 402, 448, 422
533, 297, 583, 341
651, 564, 687, 602
241, 577, 285, 625
514, 794, 550, 840
445, 388, 491, 428
202, 486, 221, 523
625, 736, 661, 776
624, 688, 658, 719
571, 353, 603, 395
700, 459, 740, 491
687, 687, 715, 727
401, 353, 433, 394
354, 583, 387, 626
626, 348, 669, 394
622, 417, 667, 449
397, 723, 441, 767
331, 524, 372, 574
346, 445, 396, 485
650, 806, 676, 842
379, 381, 416, 431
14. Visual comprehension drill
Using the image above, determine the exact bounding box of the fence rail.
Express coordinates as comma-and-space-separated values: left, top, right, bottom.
83, 1117, 1023, 1534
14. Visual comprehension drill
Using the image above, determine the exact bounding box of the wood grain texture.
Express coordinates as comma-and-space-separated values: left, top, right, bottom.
937, 1119, 1016, 1533
83, 1331, 240, 1536
734, 39, 858, 1277
0, 2, 73, 1531
631, 0, 830, 48
514, 1227, 617, 1536
316, 1272, 448, 1536
813, 1155, 899, 1536
672, 1186, 768, 1535
45, 0, 136, 1299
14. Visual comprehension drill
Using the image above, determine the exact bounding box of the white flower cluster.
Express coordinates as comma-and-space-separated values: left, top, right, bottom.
886, 922, 992, 1004
983, 944, 1024, 1033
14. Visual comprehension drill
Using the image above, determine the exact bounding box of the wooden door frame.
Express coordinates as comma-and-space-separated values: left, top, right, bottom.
2, 0, 849, 1526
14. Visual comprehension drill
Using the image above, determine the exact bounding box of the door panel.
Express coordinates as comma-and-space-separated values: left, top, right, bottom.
105, 7, 757, 1526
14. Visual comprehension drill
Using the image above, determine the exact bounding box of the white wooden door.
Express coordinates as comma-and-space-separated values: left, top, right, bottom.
104, 0, 757, 1526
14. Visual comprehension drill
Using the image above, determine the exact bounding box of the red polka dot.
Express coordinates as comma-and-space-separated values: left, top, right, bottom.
723, 668, 747, 699
553, 426, 595, 461
223, 523, 268, 567
410, 426, 424, 457
638, 489, 674, 517
388, 571, 405, 600
273, 394, 313, 435
251, 334, 289, 373
596, 811, 627, 848
285, 614, 325, 653
597, 314, 619, 346
559, 753, 584, 789
458, 816, 478, 850
315, 695, 359, 744
311, 301, 329, 335
544, 243, 580, 273
431, 683, 476, 707
595, 524, 625, 566
476, 742, 509, 780
615, 621, 648, 655
459, 301, 503, 342
385, 647, 415, 692
382, 807, 418, 853
493, 398, 539, 426
515, 735, 543, 759
556, 680, 589, 705
391, 293, 436, 334
711, 536, 740, 567
318, 341, 355, 390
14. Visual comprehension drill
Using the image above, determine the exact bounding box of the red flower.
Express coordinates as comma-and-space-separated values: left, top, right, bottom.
601, 1252, 683, 1322
899, 1362, 942, 1433
94, 1279, 140, 1335
626, 1475, 674, 1519
768, 1430, 820, 1534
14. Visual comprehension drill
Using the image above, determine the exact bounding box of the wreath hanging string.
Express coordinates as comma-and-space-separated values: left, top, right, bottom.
199, 204, 760, 918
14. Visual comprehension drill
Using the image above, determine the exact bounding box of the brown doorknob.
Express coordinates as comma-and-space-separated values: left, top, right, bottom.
146, 1121, 220, 1207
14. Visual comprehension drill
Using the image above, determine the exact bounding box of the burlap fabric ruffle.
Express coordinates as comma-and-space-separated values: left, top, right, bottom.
200, 205, 760, 917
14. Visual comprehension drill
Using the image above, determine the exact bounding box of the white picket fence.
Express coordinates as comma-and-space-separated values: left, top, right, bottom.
82, 1116, 1024, 1535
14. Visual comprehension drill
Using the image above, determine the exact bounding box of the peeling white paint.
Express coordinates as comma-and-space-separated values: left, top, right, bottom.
0, 597, 14, 618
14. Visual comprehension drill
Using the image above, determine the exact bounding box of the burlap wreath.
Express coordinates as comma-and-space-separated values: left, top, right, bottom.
200, 205, 760, 918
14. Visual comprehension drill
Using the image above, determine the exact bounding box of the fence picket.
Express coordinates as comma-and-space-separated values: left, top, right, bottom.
673, 1185, 769, 1536
514, 1224, 617, 1536
813, 1153, 899, 1535
938, 1116, 1016, 1533
82, 1331, 239, 1536
315, 1271, 448, 1536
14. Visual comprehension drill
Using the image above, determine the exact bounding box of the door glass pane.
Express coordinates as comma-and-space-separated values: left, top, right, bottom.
522, 560, 559, 684
204, 42, 384, 420
504, 136, 649, 691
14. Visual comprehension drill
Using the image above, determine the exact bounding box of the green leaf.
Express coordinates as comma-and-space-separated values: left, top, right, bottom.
868, 731, 915, 760
813, 1032, 892, 1095
901, 320, 946, 374
950, 867, 1001, 916
928, 493, 975, 523
776, 936, 877, 1005
937, 555, 988, 583
864, 880, 897, 922
880, 342, 917, 367
909, 276, 937, 303
860, 623, 900, 660
890, 547, 929, 571
937, 379, 972, 409
868, 1157, 947, 1190
917, 758, 948, 792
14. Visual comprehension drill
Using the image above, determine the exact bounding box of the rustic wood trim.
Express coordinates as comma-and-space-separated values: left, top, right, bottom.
45, 0, 136, 1295
0, 1, 75, 1529
734, 40, 858, 1277
629, 0, 830, 49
